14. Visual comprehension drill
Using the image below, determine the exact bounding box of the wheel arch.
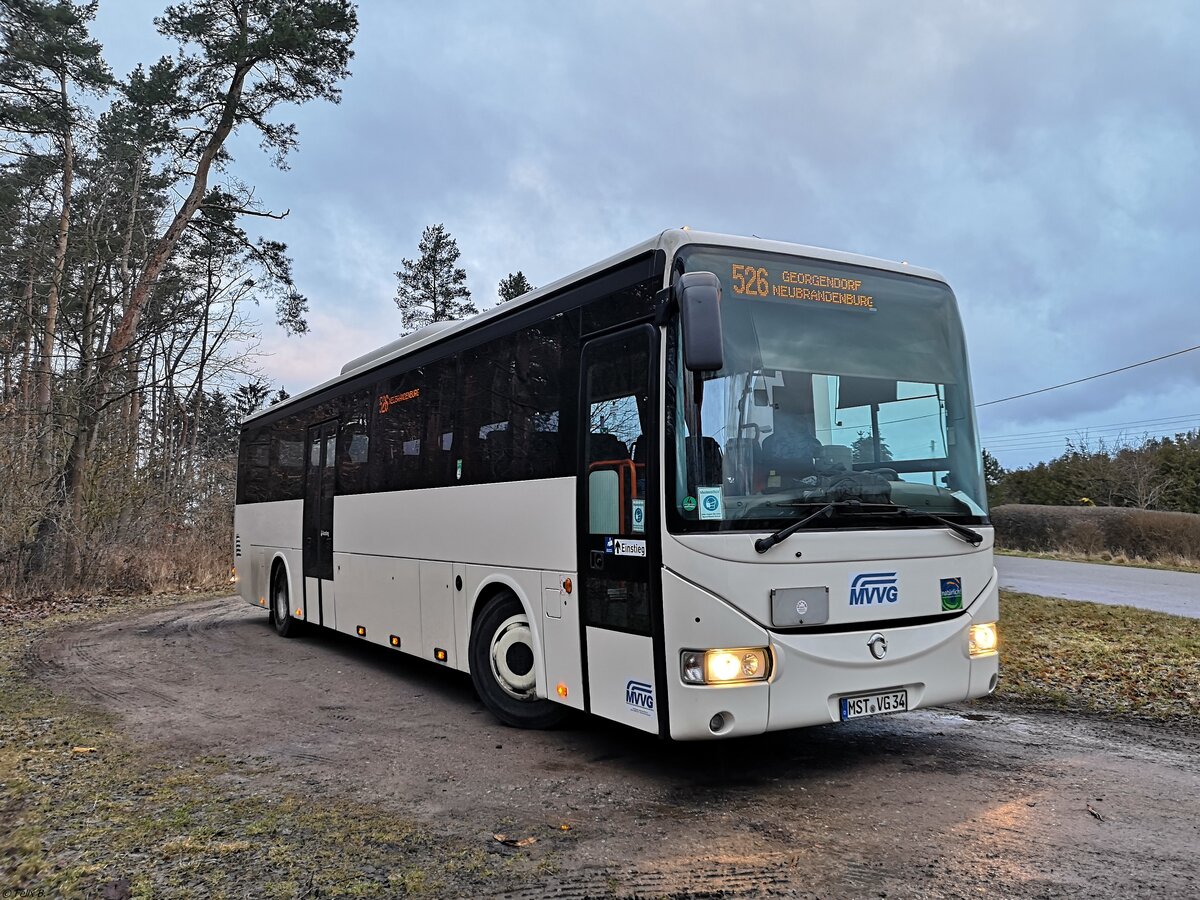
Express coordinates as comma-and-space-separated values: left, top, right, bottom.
468, 574, 548, 699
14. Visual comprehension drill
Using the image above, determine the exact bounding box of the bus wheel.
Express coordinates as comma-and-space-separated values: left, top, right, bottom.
270, 567, 300, 638
470, 592, 568, 729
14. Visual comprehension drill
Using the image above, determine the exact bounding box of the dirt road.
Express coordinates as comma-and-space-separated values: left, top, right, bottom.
32, 597, 1200, 898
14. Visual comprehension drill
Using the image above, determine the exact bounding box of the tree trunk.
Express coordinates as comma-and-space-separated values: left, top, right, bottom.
34, 71, 76, 467
29, 60, 255, 576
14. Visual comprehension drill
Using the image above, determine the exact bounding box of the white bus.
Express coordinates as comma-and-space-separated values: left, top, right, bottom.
234, 229, 998, 740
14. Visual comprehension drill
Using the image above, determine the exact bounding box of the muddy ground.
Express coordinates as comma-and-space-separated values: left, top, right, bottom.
31, 596, 1200, 898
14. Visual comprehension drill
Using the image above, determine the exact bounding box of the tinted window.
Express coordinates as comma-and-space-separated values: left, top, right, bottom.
581, 277, 657, 335
237, 427, 272, 503
271, 416, 305, 501
373, 370, 425, 491
338, 392, 372, 495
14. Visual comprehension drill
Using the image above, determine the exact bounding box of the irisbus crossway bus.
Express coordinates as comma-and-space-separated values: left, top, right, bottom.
233, 229, 998, 740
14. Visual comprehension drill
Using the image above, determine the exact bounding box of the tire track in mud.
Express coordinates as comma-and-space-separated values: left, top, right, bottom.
31, 596, 1200, 900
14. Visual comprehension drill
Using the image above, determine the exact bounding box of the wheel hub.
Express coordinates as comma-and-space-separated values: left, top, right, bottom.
490, 614, 537, 700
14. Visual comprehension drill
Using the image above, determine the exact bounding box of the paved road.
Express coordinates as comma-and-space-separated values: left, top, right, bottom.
996, 555, 1200, 618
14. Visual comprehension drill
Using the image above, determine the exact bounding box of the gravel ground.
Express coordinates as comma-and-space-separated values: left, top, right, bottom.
11, 595, 1200, 898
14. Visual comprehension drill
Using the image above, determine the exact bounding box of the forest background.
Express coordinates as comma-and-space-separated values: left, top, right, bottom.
3, 1, 1198, 599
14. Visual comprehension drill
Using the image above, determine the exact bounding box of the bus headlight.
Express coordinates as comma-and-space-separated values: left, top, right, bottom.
681, 648, 771, 685
969, 622, 998, 657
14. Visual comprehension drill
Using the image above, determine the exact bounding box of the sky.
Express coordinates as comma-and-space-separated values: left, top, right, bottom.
90, 1, 1200, 469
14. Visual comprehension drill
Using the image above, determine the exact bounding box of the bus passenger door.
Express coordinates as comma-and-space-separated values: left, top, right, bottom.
303, 420, 338, 627
578, 325, 664, 735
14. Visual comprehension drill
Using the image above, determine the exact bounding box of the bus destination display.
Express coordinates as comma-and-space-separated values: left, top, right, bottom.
729, 262, 875, 310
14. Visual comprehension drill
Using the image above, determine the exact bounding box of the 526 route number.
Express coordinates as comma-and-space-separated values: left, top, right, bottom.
731, 264, 769, 297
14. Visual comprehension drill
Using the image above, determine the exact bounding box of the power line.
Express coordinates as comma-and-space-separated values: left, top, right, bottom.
981, 412, 1200, 442
983, 419, 1200, 448
986, 425, 1200, 455
975, 343, 1200, 408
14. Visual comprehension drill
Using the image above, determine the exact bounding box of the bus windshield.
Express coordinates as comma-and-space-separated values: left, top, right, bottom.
671, 247, 988, 530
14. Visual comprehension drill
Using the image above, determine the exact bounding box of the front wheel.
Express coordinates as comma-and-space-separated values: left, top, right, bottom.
469, 591, 569, 729
270, 566, 301, 638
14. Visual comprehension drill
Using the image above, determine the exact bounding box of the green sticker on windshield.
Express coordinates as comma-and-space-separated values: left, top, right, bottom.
682, 496, 697, 512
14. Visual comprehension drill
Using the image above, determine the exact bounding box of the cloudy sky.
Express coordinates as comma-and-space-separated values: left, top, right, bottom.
92, 1, 1200, 468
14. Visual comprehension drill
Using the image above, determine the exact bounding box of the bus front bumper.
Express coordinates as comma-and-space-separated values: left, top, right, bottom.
663, 569, 999, 740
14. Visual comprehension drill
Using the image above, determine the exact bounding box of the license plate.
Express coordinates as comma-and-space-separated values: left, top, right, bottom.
840, 689, 908, 721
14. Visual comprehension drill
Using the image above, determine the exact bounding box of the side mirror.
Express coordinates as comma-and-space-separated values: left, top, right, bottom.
676, 272, 724, 372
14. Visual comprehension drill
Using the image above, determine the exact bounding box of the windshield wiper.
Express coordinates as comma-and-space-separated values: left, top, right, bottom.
753, 500, 863, 554
753, 501, 984, 553
894, 506, 984, 546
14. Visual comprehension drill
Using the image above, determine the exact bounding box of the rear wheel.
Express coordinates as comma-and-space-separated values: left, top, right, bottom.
469, 591, 568, 729
270, 566, 301, 638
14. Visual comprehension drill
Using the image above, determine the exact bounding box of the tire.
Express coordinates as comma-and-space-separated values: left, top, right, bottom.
270, 565, 301, 638
469, 590, 569, 729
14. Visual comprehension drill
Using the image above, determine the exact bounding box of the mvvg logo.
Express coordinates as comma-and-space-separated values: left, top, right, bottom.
625, 680, 654, 716
850, 572, 899, 605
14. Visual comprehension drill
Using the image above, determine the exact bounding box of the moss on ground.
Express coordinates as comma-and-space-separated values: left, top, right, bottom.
982, 591, 1200, 721
0, 594, 535, 898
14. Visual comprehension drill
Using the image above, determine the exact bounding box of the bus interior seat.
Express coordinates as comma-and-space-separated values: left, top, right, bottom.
724, 437, 762, 493
589, 432, 629, 463
762, 388, 820, 475
687, 436, 723, 486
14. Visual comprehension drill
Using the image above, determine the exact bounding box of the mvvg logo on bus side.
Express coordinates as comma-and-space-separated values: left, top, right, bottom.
625, 680, 655, 716
850, 572, 899, 605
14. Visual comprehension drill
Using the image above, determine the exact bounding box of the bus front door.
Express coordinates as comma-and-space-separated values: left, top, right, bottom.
578, 325, 665, 735
303, 420, 338, 627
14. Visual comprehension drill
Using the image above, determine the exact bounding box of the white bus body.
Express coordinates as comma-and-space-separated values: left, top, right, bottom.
234, 229, 998, 740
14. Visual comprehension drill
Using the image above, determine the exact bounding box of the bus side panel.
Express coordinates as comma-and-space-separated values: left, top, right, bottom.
333, 552, 422, 647
234, 499, 302, 608
540, 570, 584, 710
420, 561, 457, 668
585, 628, 659, 734
332, 481, 575, 571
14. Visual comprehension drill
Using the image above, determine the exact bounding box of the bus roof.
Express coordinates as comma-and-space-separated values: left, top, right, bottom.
241, 229, 947, 425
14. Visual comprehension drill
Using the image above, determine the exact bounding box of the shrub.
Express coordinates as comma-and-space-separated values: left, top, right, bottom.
991, 504, 1200, 564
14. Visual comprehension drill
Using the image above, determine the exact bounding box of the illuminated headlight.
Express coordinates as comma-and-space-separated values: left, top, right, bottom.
969, 622, 999, 657
680, 648, 771, 685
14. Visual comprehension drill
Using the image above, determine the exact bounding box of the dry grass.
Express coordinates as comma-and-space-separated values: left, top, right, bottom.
995, 547, 1200, 574
981, 591, 1200, 721
0, 594, 534, 898
991, 504, 1200, 569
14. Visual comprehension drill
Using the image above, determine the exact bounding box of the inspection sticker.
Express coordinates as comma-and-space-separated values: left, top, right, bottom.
631, 499, 645, 533
697, 486, 724, 520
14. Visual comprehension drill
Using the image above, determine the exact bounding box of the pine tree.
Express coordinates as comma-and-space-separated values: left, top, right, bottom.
394, 224, 477, 333
497, 270, 534, 303
851, 429, 893, 463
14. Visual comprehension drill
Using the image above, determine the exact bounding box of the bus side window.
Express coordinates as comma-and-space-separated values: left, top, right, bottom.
374, 371, 423, 491
337, 392, 371, 495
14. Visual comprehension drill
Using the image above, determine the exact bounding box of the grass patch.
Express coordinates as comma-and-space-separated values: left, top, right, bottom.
0, 594, 537, 898
984, 591, 1200, 721
995, 547, 1200, 575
